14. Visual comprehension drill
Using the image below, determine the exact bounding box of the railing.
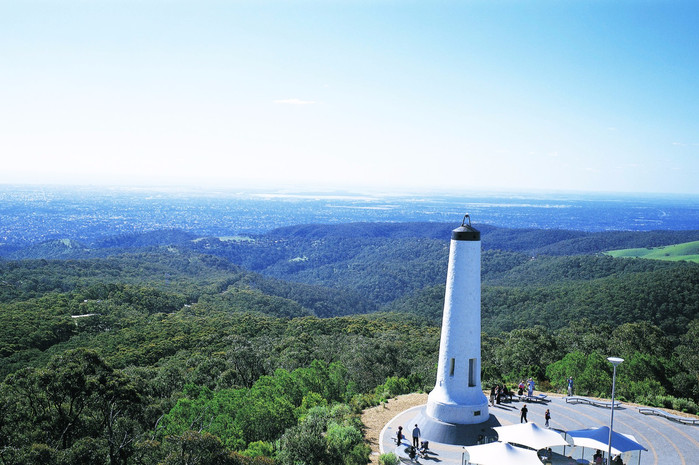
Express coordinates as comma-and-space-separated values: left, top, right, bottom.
565, 396, 622, 409
637, 407, 699, 425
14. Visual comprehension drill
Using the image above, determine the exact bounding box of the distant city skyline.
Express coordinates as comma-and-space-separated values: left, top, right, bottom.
1, 1, 698, 195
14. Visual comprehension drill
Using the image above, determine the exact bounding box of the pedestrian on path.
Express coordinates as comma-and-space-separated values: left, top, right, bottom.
593, 450, 603, 464
544, 408, 551, 427
567, 376, 574, 396
412, 424, 421, 448
520, 404, 528, 423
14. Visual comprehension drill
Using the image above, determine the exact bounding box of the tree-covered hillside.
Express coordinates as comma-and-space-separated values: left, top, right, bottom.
389, 254, 698, 335
0, 222, 697, 464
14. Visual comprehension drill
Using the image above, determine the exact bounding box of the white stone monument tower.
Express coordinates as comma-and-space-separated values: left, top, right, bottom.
410, 215, 497, 446
426, 214, 489, 424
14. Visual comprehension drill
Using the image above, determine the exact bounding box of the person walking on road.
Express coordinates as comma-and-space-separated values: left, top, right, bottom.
520, 404, 528, 423
544, 408, 551, 427
567, 376, 574, 396
412, 424, 421, 448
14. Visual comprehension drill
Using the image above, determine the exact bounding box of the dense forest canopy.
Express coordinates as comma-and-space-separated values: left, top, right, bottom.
0, 222, 697, 464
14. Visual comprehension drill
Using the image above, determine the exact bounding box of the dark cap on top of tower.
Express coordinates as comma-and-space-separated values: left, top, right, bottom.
451, 214, 480, 241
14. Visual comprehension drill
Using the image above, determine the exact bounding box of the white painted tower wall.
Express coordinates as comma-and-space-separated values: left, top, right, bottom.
426, 220, 489, 424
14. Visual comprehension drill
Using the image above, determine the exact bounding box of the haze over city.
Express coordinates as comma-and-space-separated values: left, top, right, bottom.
1, 1, 698, 195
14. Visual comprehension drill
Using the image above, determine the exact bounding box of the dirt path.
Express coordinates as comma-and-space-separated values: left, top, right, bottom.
360, 393, 428, 464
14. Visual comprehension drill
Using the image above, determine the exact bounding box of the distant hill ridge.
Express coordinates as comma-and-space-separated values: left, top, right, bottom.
266, 222, 699, 254
5, 222, 699, 261
1, 221, 697, 337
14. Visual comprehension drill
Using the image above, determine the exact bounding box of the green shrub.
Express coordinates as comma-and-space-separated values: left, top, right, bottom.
330, 403, 353, 422
378, 376, 411, 398
241, 441, 274, 458
639, 394, 698, 414
349, 393, 377, 413
657, 395, 675, 409
671, 397, 699, 414
326, 422, 366, 464
348, 443, 372, 465
619, 379, 665, 402
379, 452, 400, 465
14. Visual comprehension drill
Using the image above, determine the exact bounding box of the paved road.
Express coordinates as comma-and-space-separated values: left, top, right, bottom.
379, 395, 699, 465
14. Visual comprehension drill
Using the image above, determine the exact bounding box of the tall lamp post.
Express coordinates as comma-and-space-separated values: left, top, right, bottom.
607, 357, 624, 465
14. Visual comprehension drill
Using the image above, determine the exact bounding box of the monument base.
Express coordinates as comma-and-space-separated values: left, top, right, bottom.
426, 395, 489, 424
409, 406, 501, 446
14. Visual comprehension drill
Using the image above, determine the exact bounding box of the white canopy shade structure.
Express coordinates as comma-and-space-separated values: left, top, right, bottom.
463, 441, 543, 465
493, 422, 571, 450
566, 426, 647, 456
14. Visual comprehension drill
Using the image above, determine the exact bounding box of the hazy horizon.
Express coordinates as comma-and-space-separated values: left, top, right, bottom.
3, 181, 699, 202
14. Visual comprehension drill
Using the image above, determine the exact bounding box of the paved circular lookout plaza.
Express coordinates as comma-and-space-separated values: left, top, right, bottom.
379, 394, 699, 465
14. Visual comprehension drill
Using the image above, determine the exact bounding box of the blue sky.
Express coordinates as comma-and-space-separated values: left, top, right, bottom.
1, 1, 698, 195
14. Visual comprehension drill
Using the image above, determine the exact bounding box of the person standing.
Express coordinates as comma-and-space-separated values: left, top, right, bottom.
520, 404, 528, 423
593, 450, 603, 464
396, 426, 404, 445
527, 378, 535, 397
567, 376, 574, 396
544, 408, 551, 427
412, 424, 421, 448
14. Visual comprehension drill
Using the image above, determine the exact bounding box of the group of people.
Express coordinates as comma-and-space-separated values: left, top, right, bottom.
517, 377, 536, 396
592, 449, 624, 464
492, 375, 571, 404
396, 424, 429, 461
488, 377, 537, 405
489, 383, 514, 405
395, 424, 421, 448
